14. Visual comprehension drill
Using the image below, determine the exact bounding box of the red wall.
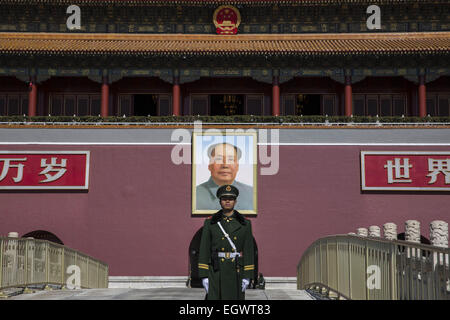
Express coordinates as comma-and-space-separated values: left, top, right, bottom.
1, 144, 449, 277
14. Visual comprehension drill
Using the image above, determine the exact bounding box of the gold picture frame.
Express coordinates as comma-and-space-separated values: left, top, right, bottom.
192, 131, 257, 215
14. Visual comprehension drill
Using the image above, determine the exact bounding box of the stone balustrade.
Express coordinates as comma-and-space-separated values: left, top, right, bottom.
351, 220, 448, 248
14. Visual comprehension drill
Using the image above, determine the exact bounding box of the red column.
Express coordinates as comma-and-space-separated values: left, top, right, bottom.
172, 76, 180, 116
101, 76, 109, 117
272, 76, 280, 116
418, 75, 426, 117
28, 78, 37, 117
344, 75, 353, 117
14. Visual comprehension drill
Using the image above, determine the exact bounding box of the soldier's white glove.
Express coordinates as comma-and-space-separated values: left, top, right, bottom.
202, 278, 209, 294
242, 278, 250, 292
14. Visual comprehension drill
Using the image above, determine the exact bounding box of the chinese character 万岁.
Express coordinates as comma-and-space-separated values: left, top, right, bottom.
39, 157, 67, 183
0, 158, 27, 183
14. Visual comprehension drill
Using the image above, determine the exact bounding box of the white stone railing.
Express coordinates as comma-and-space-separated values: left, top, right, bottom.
0, 232, 108, 296
351, 220, 448, 250
298, 220, 449, 300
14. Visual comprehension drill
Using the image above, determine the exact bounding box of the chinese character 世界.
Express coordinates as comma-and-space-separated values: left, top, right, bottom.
0, 158, 27, 183
384, 158, 412, 183
427, 158, 450, 184
39, 157, 67, 183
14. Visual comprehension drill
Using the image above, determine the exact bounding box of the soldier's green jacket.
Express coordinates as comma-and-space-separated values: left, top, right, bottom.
198, 209, 255, 300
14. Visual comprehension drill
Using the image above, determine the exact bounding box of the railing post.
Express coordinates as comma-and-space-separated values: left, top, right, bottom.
326, 240, 329, 298
432, 252, 438, 299
106, 266, 109, 288
317, 244, 320, 290
22, 239, 33, 294
87, 256, 89, 288
348, 240, 352, 299
97, 261, 100, 289
75, 251, 78, 288
24, 239, 28, 288
61, 247, 65, 289
365, 240, 369, 300
0, 239, 3, 296
390, 243, 397, 300
28, 240, 33, 287
103, 266, 109, 288
44, 242, 51, 290
336, 238, 339, 296
314, 246, 317, 286
419, 248, 425, 300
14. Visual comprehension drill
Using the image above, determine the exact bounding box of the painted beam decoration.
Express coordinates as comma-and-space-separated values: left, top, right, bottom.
361, 151, 450, 191
0, 151, 89, 190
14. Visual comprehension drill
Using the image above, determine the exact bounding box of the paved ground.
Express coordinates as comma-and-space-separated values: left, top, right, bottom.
8, 288, 315, 300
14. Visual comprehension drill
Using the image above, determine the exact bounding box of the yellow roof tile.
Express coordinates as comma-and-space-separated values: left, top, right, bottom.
0, 32, 448, 55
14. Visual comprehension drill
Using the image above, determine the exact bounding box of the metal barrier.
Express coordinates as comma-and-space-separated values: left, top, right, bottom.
0, 237, 108, 292
297, 235, 450, 300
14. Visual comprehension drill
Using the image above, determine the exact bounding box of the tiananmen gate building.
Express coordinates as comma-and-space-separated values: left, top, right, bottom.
0, 0, 449, 288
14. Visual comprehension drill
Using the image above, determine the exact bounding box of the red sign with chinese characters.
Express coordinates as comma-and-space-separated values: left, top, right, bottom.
361, 151, 450, 191
0, 151, 89, 190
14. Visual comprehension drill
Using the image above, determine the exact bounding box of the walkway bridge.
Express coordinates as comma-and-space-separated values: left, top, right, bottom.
297, 233, 450, 300
0, 235, 108, 298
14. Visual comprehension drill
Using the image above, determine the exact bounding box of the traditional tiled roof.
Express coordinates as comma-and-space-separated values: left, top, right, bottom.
0, 32, 449, 56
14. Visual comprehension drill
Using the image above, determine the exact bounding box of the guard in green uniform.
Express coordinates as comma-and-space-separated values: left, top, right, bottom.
198, 185, 255, 300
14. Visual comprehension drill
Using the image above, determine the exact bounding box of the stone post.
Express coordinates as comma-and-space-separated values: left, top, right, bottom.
383, 223, 398, 240
6, 232, 19, 286
357, 228, 368, 237
405, 220, 421, 259
405, 220, 421, 243
369, 226, 381, 237
430, 220, 448, 248
430, 220, 449, 266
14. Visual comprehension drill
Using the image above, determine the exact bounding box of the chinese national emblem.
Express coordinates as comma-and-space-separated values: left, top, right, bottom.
213, 5, 241, 35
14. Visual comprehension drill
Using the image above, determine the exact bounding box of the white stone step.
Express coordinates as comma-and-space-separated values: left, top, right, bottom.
8, 288, 315, 300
